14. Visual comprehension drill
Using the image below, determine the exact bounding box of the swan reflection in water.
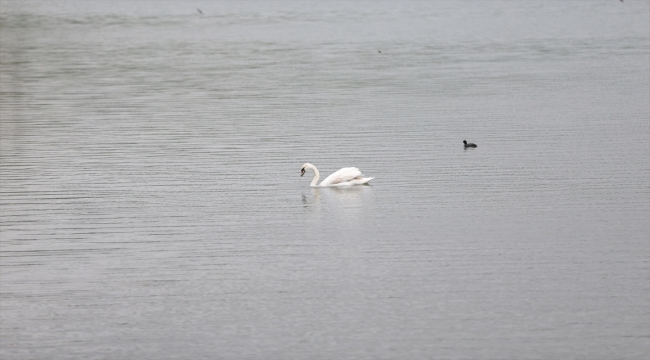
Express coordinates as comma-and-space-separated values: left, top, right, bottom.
302, 185, 372, 211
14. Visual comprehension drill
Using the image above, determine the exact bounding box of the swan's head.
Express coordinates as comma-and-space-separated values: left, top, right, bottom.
301, 163, 313, 177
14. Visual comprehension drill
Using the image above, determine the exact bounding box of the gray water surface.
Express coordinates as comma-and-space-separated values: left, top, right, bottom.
1, 1, 649, 359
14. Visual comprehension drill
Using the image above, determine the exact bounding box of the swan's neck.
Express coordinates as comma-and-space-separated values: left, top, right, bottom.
310, 166, 320, 187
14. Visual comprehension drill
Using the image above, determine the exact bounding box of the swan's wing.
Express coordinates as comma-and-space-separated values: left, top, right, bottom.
320, 167, 363, 186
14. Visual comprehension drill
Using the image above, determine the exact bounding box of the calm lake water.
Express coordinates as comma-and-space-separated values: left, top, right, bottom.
1, 1, 649, 359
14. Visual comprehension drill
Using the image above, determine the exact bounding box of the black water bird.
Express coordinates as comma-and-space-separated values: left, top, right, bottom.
463, 140, 477, 148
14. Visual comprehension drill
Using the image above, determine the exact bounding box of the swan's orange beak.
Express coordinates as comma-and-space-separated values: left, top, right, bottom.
300, 168, 305, 177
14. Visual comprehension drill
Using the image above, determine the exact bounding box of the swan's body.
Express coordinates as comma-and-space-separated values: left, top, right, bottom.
463, 140, 477, 148
301, 163, 373, 187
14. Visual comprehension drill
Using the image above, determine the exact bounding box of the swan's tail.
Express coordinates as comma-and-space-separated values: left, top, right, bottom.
356, 177, 374, 185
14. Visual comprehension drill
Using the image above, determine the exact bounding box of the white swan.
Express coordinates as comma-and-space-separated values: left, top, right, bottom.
300, 163, 374, 187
